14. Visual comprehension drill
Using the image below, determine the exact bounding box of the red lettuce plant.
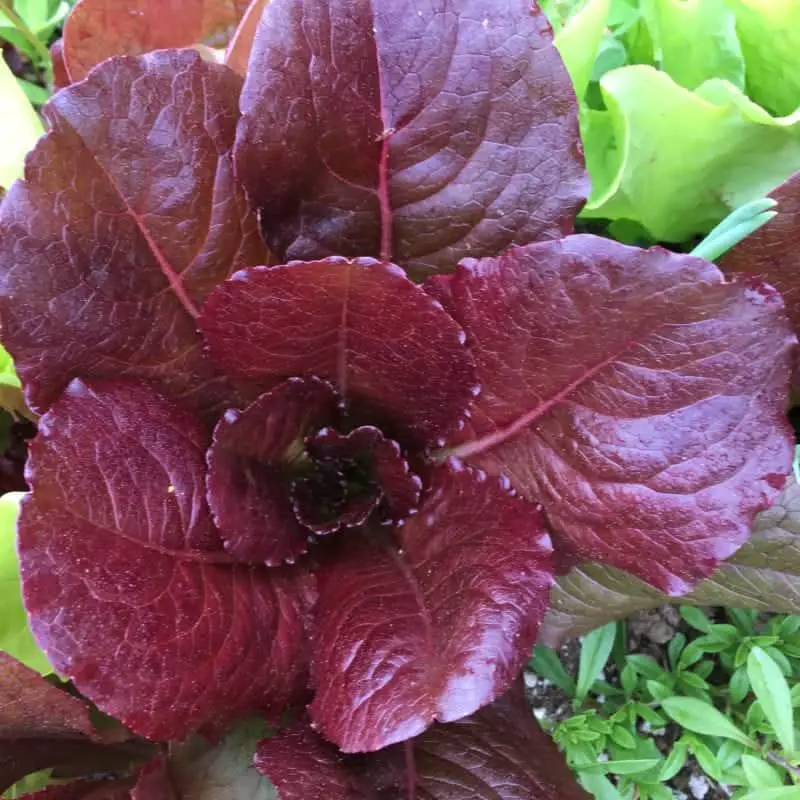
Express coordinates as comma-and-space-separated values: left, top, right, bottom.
0, 0, 796, 796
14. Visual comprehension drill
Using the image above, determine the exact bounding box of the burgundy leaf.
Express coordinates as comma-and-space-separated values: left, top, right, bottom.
207, 377, 340, 564
0, 653, 93, 738
0, 50, 266, 420
234, 0, 588, 277
255, 723, 374, 800
721, 172, 800, 364
0, 656, 152, 794
309, 460, 554, 752
257, 685, 589, 799
200, 258, 478, 445
50, 39, 69, 88
20, 379, 311, 741
62, 0, 250, 81
366, 681, 591, 799
437, 235, 795, 593
130, 756, 176, 800
302, 426, 422, 527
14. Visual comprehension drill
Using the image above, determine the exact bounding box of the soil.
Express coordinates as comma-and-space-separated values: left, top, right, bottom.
526, 607, 732, 799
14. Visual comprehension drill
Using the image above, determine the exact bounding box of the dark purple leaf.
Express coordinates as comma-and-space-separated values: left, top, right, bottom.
303, 426, 422, 526
207, 377, 339, 564
50, 39, 69, 88
437, 234, 795, 593
309, 460, 554, 752
62, 0, 251, 82
200, 258, 478, 445
234, 0, 588, 277
255, 723, 374, 800
293, 427, 384, 535
0, 653, 93, 738
721, 171, 800, 374
0, 655, 151, 794
369, 681, 591, 799
20, 380, 312, 741
0, 50, 266, 420
257, 684, 589, 799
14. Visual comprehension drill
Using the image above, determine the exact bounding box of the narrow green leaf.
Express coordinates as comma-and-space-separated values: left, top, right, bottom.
620, 663, 637, 696
646, 680, 672, 702
530, 644, 576, 696
577, 758, 660, 775
687, 736, 724, 782
730, 667, 751, 705
658, 741, 687, 782
690, 198, 777, 262
627, 654, 665, 680
661, 697, 757, 748
748, 646, 795, 753
579, 771, 623, 800
576, 623, 617, 704
739, 789, 800, 800
680, 606, 712, 633
609, 725, 636, 749
717, 740, 745, 771
741, 754, 784, 789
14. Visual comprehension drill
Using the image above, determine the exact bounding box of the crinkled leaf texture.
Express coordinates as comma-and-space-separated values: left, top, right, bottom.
309, 460, 555, 752
200, 258, 478, 445
62, 0, 251, 82
255, 683, 590, 799
19, 380, 311, 741
580, 67, 800, 242
206, 377, 340, 565
540, 477, 800, 645
0, 654, 152, 793
722, 171, 800, 353
235, 0, 588, 276
433, 234, 795, 593
0, 50, 266, 420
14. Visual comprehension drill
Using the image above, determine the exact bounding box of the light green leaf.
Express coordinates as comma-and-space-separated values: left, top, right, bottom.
17, 0, 51, 32
0, 56, 43, 191
580, 66, 800, 243
576, 622, 617, 704
658, 740, 687, 781
577, 757, 660, 775
0, 344, 32, 421
15, 77, 49, 106
679, 606, 712, 634
554, 0, 612, 98
0, 492, 51, 674
728, 0, 800, 117
741, 754, 784, 789
530, 644, 576, 695
740, 789, 800, 800
748, 646, 795, 753
170, 717, 277, 799
661, 697, 757, 748
578, 771, 623, 800
653, 0, 745, 90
